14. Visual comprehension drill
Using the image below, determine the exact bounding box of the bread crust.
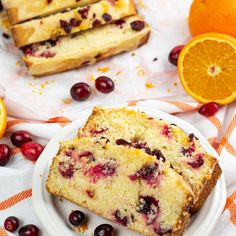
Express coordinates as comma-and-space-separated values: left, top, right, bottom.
2, 0, 99, 25
191, 161, 222, 213
23, 17, 151, 76
11, 0, 137, 47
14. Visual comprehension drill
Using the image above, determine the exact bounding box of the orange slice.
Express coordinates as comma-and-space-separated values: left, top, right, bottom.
0, 98, 7, 138
178, 33, 236, 104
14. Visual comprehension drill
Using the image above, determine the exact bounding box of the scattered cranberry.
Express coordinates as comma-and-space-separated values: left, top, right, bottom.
0, 144, 11, 166
18, 224, 39, 236
198, 102, 220, 117
94, 224, 114, 236
21, 142, 44, 161
70, 82, 91, 101
11, 130, 33, 147
69, 210, 86, 226
4, 216, 19, 232
168, 45, 184, 66
95, 76, 114, 94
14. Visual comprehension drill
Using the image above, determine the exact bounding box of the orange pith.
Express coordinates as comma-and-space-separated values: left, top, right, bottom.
0, 98, 7, 138
178, 33, 236, 105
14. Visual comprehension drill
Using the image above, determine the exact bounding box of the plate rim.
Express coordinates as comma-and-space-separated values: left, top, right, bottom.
32, 105, 226, 236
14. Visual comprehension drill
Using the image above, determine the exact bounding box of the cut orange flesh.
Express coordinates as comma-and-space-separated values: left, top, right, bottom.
0, 98, 7, 138
178, 33, 236, 104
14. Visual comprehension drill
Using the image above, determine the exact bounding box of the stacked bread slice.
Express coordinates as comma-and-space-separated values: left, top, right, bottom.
2, 0, 150, 76
79, 107, 222, 213
46, 107, 222, 235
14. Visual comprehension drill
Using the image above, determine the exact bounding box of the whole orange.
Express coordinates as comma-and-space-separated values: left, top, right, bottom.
189, 0, 236, 38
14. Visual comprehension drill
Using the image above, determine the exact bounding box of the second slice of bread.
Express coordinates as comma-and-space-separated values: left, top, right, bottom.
22, 15, 150, 76
11, 0, 137, 47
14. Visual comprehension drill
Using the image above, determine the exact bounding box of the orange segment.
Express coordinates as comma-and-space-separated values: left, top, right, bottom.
0, 98, 7, 138
178, 33, 236, 104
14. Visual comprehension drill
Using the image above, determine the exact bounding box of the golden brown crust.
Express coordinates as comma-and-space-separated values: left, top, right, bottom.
23, 18, 151, 77
191, 161, 222, 213
11, 0, 137, 47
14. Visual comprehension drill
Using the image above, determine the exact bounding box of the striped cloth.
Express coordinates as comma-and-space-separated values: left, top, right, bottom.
0, 99, 235, 236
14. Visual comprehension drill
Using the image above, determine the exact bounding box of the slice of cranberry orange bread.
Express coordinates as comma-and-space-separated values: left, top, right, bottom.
46, 137, 194, 236
79, 107, 222, 213
2, 0, 99, 25
22, 15, 150, 76
11, 0, 136, 47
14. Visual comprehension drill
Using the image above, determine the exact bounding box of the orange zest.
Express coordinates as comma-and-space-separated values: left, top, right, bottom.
0, 98, 7, 138
178, 33, 236, 105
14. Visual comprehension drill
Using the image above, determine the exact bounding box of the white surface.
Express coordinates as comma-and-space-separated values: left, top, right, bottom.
32, 105, 226, 236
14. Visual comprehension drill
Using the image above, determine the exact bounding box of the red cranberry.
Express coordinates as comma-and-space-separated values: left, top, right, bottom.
129, 164, 158, 185
94, 224, 114, 236
59, 161, 75, 179
95, 76, 114, 94
21, 142, 44, 161
198, 102, 220, 117
69, 210, 86, 226
130, 20, 145, 31
0, 144, 11, 166
70, 82, 91, 101
168, 45, 184, 66
4, 216, 19, 232
18, 224, 39, 236
11, 130, 33, 147
114, 210, 129, 226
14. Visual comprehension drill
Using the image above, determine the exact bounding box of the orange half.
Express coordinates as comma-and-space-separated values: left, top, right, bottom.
178, 33, 236, 104
0, 98, 7, 138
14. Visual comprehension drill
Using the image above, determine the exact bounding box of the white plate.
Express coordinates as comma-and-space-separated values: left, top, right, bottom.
32, 105, 226, 236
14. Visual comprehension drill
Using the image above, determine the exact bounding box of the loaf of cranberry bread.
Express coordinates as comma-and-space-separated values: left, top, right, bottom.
46, 137, 194, 236
2, 0, 99, 25
22, 15, 150, 76
79, 107, 222, 213
11, 0, 137, 47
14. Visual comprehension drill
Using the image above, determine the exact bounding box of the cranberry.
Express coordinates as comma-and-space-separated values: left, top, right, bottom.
18, 224, 39, 236
21, 142, 44, 161
0, 144, 11, 166
59, 161, 75, 178
129, 164, 158, 185
168, 45, 184, 66
151, 149, 166, 162
4, 216, 19, 232
86, 163, 116, 183
94, 224, 114, 236
102, 13, 112, 22
95, 76, 114, 93
115, 139, 131, 146
69, 210, 86, 226
130, 20, 145, 31
137, 196, 159, 215
198, 102, 220, 117
114, 210, 129, 226
70, 82, 91, 101
11, 130, 33, 147
188, 154, 204, 169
